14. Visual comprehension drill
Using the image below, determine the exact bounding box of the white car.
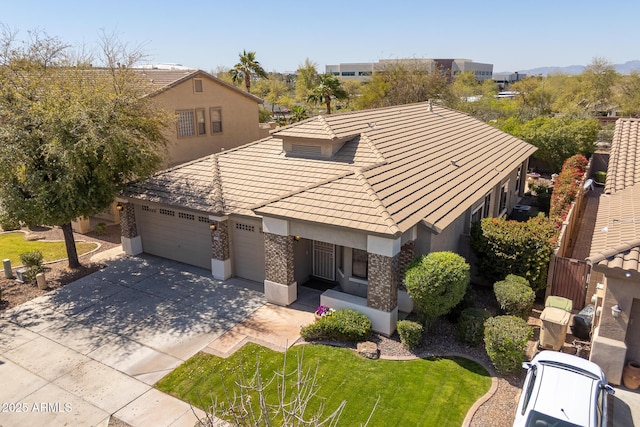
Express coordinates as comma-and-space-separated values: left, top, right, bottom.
513, 351, 614, 427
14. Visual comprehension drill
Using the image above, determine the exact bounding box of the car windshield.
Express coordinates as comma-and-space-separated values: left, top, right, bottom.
526, 410, 583, 427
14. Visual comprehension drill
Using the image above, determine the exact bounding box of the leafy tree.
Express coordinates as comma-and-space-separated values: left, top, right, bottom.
582, 57, 619, 115
0, 28, 169, 268
495, 115, 598, 171
307, 73, 348, 114
289, 105, 309, 123
295, 58, 319, 103
356, 62, 453, 109
615, 71, 640, 117
404, 252, 469, 327
230, 49, 267, 93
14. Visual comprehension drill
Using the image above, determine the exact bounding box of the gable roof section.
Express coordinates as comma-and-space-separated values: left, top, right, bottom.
135, 69, 263, 103
605, 118, 640, 194
588, 118, 640, 273
257, 103, 536, 234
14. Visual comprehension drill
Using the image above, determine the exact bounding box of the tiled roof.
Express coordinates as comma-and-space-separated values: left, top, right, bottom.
605, 118, 640, 194
126, 102, 536, 235
588, 185, 640, 272
133, 69, 262, 103
588, 118, 640, 273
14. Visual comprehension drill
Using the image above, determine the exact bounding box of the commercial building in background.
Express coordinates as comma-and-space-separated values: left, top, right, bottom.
326, 58, 494, 82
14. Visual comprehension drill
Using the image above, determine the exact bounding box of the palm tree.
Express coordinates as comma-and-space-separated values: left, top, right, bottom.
307, 73, 348, 114
230, 50, 267, 93
290, 105, 309, 123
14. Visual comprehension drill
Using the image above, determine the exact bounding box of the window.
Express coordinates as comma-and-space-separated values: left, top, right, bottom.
483, 192, 492, 218
358, 71, 372, 76
337, 246, 344, 272
341, 71, 355, 76
521, 366, 537, 415
471, 205, 483, 225
210, 108, 222, 134
196, 109, 206, 135
515, 166, 522, 193
177, 110, 195, 137
499, 181, 509, 214
352, 249, 368, 279
194, 79, 203, 93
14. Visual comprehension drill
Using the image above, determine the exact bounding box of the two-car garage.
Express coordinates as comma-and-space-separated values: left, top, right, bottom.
135, 203, 265, 281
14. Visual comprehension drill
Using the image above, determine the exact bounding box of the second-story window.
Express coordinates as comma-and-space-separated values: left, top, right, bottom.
210, 108, 222, 134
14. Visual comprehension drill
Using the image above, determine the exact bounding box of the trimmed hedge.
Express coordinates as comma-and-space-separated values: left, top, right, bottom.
447, 283, 477, 322
397, 320, 424, 350
494, 275, 535, 319
549, 154, 588, 228
404, 252, 470, 326
457, 308, 491, 347
484, 315, 532, 375
301, 309, 372, 342
471, 216, 557, 291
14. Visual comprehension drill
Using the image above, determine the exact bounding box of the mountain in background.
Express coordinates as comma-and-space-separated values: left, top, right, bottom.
500, 60, 640, 76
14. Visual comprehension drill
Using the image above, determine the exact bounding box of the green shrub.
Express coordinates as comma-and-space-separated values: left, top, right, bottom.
457, 308, 491, 347
20, 250, 44, 283
0, 211, 21, 231
447, 283, 477, 322
404, 252, 470, 327
301, 309, 372, 342
94, 222, 107, 235
549, 154, 588, 227
484, 315, 532, 375
471, 216, 557, 291
494, 276, 535, 319
397, 320, 423, 350
594, 171, 606, 184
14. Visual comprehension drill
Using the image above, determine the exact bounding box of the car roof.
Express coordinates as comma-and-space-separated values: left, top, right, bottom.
532, 350, 606, 381
531, 362, 597, 426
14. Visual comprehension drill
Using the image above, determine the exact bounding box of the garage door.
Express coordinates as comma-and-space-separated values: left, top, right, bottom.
137, 204, 212, 269
231, 218, 265, 282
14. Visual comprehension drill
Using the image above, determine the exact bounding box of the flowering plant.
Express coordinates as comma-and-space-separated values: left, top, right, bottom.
315, 305, 335, 317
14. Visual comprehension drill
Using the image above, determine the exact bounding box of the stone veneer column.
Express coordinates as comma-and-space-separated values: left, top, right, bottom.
367, 252, 400, 311
119, 202, 142, 255
210, 216, 231, 280
397, 240, 415, 291
263, 232, 296, 305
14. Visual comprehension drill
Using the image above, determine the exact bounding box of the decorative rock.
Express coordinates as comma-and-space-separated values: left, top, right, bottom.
357, 341, 380, 360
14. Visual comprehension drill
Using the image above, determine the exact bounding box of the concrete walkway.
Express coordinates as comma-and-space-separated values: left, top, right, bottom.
0, 255, 266, 426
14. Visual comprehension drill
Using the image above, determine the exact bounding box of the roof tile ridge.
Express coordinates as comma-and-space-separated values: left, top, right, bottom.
250, 169, 356, 210
128, 154, 217, 186
354, 169, 400, 234
360, 133, 386, 163
211, 154, 225, 214
588, 238, 640, 264
317, 115, 338, 139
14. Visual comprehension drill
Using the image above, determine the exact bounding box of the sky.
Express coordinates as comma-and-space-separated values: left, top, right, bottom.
2, 0, 640, 74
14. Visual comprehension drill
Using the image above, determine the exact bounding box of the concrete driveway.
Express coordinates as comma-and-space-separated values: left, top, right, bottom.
0, 255, 265, 426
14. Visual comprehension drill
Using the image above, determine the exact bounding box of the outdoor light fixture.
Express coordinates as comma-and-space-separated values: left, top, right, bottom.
116, 203, 124, 211
209, 224, 217, 231
293, 235, 301, 241
625, 272, 632, 278
612, 304, 622, 318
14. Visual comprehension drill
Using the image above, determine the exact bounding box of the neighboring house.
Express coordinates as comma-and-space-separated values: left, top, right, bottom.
588, 117, 640, 384
74, 68, 263, 231
119, 102, 535, 334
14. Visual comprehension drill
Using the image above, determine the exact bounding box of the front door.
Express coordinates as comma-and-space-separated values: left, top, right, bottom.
313, 241, 335, 281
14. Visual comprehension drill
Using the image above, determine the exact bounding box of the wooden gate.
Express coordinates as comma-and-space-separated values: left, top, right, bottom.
549, 256, 590, 310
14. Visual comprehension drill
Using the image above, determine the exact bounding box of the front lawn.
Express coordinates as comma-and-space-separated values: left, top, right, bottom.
0, 231, 98, 266
157, 343, 491, 426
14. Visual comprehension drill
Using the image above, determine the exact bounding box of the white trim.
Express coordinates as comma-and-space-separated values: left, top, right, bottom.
122, 236, 143, 255
470, 204, 483, 227
499, 180, 510, 216
264, 279, 297, 306
211, 258, 232, 280
208, 215, 228, 221
367, 235, 401, 257
262, 217, 289, 236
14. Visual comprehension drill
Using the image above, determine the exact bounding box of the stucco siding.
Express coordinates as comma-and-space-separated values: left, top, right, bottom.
154, 77, 260, 166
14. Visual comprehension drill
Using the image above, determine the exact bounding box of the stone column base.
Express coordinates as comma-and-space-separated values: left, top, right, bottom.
590, 332, 627, 385
122, 236, 143, 255
264, 279, 297, 306
211, 258, 232, 280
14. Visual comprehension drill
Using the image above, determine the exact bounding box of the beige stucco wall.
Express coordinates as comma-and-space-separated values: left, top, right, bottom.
590, 271, 640, 384
430, 213, 467, 253
153, 76, 261, 166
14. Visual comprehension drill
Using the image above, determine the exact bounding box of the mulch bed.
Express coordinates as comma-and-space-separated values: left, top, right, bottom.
0, 224, 121, 313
